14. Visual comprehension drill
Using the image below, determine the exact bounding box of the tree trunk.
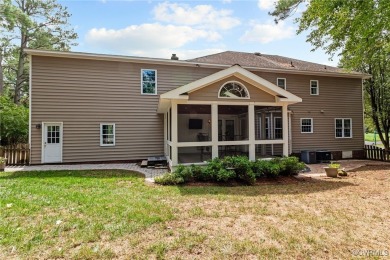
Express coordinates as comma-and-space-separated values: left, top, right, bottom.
14, 33, 27, 104
0, 49, 3, 94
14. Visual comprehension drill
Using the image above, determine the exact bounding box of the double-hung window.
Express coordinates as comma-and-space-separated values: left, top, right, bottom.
335, 118, 352, 138
310, 80, 319, 95
100, 123, 115, 146
301, 118, 313, 133
141, 69, 157, 95
277, 78, 286, 89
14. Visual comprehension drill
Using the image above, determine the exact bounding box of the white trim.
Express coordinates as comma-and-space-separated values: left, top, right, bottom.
335, 118, 353, 138
282, 104, 289, 156
160, 65, 302, 102
310, 80, 319, 95
41, 122, 63, 163
24, 49, 370, 79
171, 101, 178, 165
29, 55, 32, 154
218, 81, 250, 99
288, 112, 292, 154
276, 78, 286, 90
141, 69, 157, 95
300, 118, 314, 133
211, 104, 219, 159
177, 141, 213, 147
164, 112, 167, 156
248, 104, 255, 160
100, 123, 116, 146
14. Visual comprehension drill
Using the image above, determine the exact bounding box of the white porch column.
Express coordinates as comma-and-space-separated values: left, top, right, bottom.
171, 101, 178, 165
164, 112, 167, 156
282, 104, 289, 156
211, 103, 219, 158
248, 103, 255, 161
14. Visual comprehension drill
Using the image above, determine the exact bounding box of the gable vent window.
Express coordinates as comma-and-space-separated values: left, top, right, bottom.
219, 82, 249, 99
141, 69, 157, 95
277, 78, 286, 89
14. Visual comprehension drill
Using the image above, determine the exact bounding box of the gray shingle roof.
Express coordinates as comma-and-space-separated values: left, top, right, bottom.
187, 51, 356, 74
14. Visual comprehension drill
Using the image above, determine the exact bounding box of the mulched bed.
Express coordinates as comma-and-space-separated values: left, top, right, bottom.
180, 175, 315, 187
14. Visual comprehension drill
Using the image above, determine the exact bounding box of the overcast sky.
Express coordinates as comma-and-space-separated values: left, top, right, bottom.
61, 0, 339, 66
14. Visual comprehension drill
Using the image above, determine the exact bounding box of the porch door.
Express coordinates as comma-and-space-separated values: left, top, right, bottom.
43, 123, 62, 163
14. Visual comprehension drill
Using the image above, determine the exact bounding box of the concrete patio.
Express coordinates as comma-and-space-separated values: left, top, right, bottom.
301, 159, 390, 177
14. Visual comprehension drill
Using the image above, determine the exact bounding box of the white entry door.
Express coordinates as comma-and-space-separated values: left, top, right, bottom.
43, 123, 62, 163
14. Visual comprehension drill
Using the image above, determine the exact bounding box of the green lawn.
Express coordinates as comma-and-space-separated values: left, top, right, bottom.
365, 132, 380, 142
1, 168, 390, 259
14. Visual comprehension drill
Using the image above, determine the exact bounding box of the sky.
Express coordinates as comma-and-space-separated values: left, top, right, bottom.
60, 0, 339, 66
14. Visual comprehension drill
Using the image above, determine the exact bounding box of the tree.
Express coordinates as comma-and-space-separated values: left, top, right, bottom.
269, 0, 390, 150
0, 0, 77, 103
0, 94, 28, 145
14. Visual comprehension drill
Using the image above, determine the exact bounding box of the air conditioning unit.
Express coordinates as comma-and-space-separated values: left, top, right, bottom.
316, 150, 331, 163
300, 150, 316, 164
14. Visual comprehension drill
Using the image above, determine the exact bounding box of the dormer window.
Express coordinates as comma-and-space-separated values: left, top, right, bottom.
219, 82, 249, 99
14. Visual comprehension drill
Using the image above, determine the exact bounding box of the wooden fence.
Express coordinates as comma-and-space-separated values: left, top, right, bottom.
364, 145, 390, 162
0, 144, 30, 166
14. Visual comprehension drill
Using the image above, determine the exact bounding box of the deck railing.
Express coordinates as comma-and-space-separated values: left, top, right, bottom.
364, 145, 390, 162
0, 144, 30, 166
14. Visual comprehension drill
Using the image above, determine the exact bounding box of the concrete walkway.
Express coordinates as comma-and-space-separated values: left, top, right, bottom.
4, 163, 167, 179
4, 159, 389, 179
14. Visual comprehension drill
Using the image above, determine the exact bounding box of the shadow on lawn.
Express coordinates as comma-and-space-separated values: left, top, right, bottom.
0, 170, 145, 179
177, 178, 356, 196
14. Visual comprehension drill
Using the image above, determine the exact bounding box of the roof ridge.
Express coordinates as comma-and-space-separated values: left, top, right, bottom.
186, 51, 229, 61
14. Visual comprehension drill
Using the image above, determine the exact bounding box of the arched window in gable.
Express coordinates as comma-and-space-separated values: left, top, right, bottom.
219, 81, 249, 99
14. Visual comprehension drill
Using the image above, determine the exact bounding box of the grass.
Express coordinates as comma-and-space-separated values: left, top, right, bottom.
365, 133, 380, 142
1, 167, 390, 259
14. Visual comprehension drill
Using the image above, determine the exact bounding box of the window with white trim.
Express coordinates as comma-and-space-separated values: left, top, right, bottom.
100, 123, 115, 146
274, 117, 283, 139
301, 118, 313, 133
310, 80, 319, 95
335, 118, 352, 138
141, 69, 157, 95
277, 78, 286, 89
219, 81, 249, 98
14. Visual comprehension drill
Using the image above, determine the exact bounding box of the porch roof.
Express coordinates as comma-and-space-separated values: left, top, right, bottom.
157, 65, 302, 113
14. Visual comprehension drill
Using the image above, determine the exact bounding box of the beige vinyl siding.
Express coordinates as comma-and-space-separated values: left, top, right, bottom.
31, 55, 364, 164
189, 75, 275, 102
253, 71, 364, 152
30, 56, 219, 164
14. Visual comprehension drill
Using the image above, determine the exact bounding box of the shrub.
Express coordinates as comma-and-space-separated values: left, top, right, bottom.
215, 168, 236, 182
279, 156, 305, 176
223, 156, 255, 185
154, 173, 184, 185
253, 159, 280, 178
189, 164, 204, 179
174, 164, 193, 181
201, 157, 224, 181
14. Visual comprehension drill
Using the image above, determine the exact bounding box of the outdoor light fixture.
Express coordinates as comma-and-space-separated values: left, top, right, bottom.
36, 124, 42, 129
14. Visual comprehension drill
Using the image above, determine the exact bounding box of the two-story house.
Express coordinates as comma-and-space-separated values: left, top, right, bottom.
25, 49, 368, 167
